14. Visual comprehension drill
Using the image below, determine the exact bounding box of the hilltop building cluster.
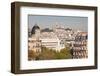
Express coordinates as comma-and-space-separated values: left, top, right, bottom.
28, 24, 88, 59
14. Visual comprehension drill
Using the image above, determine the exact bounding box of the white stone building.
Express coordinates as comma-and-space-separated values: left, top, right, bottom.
28, 24, 65, 52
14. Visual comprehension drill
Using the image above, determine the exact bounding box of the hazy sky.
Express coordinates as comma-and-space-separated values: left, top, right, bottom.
28, 15, 88, 32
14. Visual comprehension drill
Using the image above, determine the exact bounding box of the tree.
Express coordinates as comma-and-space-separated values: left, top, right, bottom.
38, 47, 56, 60
28, 46, 72, 60
28, 50, 37, 60
60, 47, 72, 59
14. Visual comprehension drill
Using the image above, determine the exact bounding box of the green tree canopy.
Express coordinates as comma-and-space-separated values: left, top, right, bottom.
28, 46, 72, 60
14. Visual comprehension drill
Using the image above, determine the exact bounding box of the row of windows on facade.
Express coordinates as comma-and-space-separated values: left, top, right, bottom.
75, 36, 87, 41
73, 44, 87, 47
74, 41, 87, 45
28, 44, 41, 48
28, 44, 59, 48
73, 47, 87, 51
28, 40, 41, 43
29, 43, 58, 46
73, 51, 87, 58
73, 55, 88, 58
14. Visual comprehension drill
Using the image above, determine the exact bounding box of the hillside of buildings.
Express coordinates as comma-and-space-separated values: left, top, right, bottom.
28, 24, 88, 60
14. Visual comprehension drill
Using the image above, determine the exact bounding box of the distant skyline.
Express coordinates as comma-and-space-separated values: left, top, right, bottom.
28, 15, 88, 32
